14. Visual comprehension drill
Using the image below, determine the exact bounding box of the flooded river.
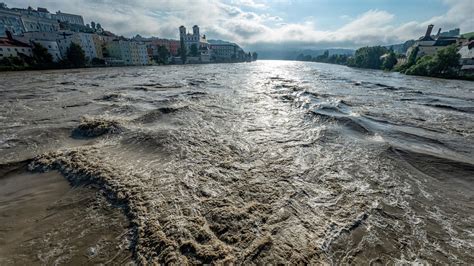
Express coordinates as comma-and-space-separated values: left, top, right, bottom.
0, 61, 473, 264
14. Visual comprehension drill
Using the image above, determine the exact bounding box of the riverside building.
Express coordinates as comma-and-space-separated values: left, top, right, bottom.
406, 24, 458, 58
14, 31, 104, 62
0, 5, 83, 37
178, 25, 212, 63
106, 39, 149, 66
179, 25, 209, 51
0, 8, 25, 36
0, 6, 59, 37
55, 11, 84, 26
0, 31, 32, 59
210, 43, 241, 60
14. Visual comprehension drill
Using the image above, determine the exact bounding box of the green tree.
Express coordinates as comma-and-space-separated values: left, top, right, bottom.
179, 40, 187, 63
433, 44, 460, 74
32, 42, 53, 67
407, 46, 419, 66
348, 46, 388, 69
0, 56, 27, 70
303, 55, 312, 61
405, 55, 434, 76
252, 52, 258, 61
65, 42, 86, 68
102, 44, 109, 57
395, 46, 419, 72
405, 44, 461, 78
335, 54, 349, 65
189, 44, 199, 57
382, 51, 398, 70
314, 50, 330, 62
157, 45, 169, 64
91, 57, 105, 65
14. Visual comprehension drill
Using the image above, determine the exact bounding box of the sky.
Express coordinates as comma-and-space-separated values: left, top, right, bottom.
3, 0, 474, 50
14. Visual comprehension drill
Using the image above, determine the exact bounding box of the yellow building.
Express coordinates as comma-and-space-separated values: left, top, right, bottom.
106, 39, 149, 66
91, 34, 104, 59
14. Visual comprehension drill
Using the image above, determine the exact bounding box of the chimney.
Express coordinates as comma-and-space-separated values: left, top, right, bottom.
6, 30, 13, 40
436, 28, 442, 38
425, 24, 434, 38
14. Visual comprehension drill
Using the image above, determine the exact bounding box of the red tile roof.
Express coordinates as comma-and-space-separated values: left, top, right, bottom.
0, 38, 31, 48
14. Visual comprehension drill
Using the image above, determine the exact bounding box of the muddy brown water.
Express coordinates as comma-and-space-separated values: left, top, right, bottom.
0, 61, 473, 264
0, 162, 133, 265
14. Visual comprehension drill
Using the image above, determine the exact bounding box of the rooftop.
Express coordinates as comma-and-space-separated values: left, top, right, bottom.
0, 37, 31, 48
418, 35, 434, 42
56, 11, 82, 17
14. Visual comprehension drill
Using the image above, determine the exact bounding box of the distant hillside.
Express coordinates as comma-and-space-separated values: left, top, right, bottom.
208, 39, 234, 45
386, 40, 416, 54
257, 48, 354, 60
461, 32, 474, 39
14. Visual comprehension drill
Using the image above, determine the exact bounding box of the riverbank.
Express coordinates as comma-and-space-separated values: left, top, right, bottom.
294, 44, 474, 81
0, 60, 256, 72
292, 59, 474, 81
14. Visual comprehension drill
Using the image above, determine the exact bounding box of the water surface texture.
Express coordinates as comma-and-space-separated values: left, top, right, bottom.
1, 61, 473, 264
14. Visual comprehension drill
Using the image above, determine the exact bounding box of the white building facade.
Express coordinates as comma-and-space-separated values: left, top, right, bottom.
54, 11, 84, 26
459, 41, 474, 72
210, 43, 246, 61
106, 39, 149, 66
134, 41, 149, 65
20, 14, 59, 33
72, 32, 98, 61
0, 9, 25, 36
0, 7, 59, 35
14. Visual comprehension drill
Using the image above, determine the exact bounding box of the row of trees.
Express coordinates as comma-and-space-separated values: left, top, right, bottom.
345, 44, 464, 78
296, 51, 350, 65
346, 46, 397, 70
0, 42, 87, 71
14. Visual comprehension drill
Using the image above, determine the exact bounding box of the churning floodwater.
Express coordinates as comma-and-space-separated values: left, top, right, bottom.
0, 61, 473, 264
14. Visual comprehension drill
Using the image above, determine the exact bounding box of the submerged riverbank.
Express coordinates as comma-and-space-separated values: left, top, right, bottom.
0, 61, 473, 264
0, 161, 133, 264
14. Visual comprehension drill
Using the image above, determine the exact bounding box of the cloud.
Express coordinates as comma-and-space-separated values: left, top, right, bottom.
230, 0, 267, 9
3, 0, 473, 50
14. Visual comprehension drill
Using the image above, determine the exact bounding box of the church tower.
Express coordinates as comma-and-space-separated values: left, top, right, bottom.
179, 25, 186, 40
193, 25, 200, 38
